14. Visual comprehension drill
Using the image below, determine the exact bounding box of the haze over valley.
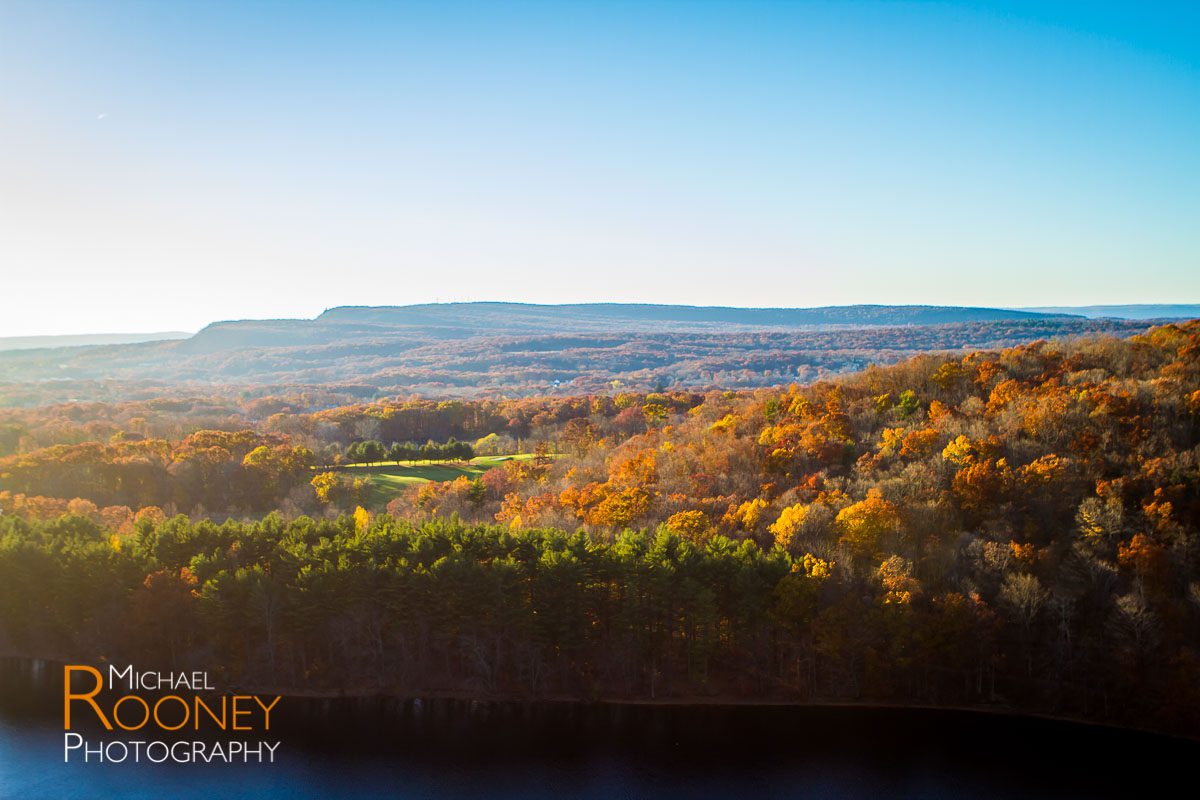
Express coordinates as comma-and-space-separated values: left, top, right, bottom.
0, 302, 1178, 404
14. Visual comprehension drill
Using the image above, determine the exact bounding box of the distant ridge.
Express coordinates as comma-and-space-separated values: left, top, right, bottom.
0, 302, 1155, 401
315, 302, 1074, 328
172, 303, 1075, 353
0, 331, 191, 352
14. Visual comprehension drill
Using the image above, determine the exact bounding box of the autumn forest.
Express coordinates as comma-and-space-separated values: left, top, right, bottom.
2, 321, 1199, 736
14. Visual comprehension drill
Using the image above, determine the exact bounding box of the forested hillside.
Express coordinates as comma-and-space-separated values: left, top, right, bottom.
0, 303, 1151, 401
1, 322, 1198, 733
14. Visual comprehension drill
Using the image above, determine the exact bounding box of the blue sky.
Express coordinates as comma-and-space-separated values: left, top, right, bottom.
1, 1, 1197, 335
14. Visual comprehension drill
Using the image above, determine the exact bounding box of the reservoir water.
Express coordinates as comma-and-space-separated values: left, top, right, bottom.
1, 659, 1194, 799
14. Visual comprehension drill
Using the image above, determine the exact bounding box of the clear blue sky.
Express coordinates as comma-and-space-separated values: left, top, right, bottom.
1, 1, 1197, 335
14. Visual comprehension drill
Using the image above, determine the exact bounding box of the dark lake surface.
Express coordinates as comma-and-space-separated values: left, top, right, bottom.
1, 659, 1195, 799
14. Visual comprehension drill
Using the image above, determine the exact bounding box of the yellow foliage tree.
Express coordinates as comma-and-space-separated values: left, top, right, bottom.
941, 435, 975, 467
666, 510, 711, 542
353, 505, 371, 534
726, 497, 768, 533
585, 486, 653, 529
311, 471, 339, 504
795, 552, 834, 579
769, 502, 811, 552
878, 427, 905, 457
835, 489, 901, 556
1019, 453, 1066, 487
710, 414, 737, 434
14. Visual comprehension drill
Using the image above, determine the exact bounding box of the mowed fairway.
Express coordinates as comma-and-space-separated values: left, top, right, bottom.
331, 454, 540, 506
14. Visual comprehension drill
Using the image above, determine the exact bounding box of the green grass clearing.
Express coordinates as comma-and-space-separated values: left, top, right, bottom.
318, 454, 549, 506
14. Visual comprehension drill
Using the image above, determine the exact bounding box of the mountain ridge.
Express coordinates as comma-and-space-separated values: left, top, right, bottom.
313, 302, 1078, 329
0, 303, 1162, 402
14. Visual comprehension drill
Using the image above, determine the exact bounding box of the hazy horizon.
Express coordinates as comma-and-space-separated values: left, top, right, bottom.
3, 0, 1198, 336
2, 299, 1199, 343
5, 299, 1200, 340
